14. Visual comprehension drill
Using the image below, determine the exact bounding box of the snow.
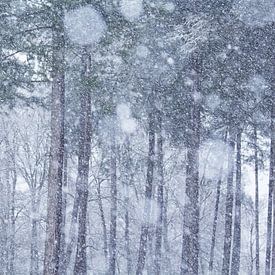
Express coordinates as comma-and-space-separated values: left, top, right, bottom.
193, 91, 202, 102
14, 52, 27, 63
200, 140, 229, 179
184, 77, 194, 87
16, 179, 29, 192
163, 2, 175, 13
117, 103, 137, 134
243, 164, 269, 200
3, 1, 275, 273
136, 45, 150, 58
233, 0, 275, 26
120, 0, 143, 21
117, 103, 131, 120
247, 75, 269, 94
65, 6, 107, 46
167, 57, 174, 65
206, 94, 221, 110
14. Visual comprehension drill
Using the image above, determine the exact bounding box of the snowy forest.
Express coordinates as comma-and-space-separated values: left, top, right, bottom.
0, 0, 275, 274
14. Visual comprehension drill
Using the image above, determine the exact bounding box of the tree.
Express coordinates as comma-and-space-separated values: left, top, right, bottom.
180, 53, 201, 275
253, 126, 260, 275
43, 2, 65, 274
73, 49, 92, 275
154, 109, 165, 274
136, 107, 156, 275
231, 129, 242, 274
208, 132, 227, 272
222, 128, 235, 275
1, 0, 274, 274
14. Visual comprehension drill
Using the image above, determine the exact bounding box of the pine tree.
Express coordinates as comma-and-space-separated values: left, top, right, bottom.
43, 2, 65, 274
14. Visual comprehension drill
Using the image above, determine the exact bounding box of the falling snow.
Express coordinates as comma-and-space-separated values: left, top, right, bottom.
65, 6, 107, 45
120, 0, 143, 21
1, 1, 274, 274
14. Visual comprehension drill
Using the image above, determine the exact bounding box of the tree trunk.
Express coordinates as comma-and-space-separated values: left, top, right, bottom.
208, 132, 227, 273
231, 129, 242, 275
266, 28, 275, 271
30, 191, 39, 275
266, 91, 275, 275
222, 128, 235, 275
122, 138, 132, 275
0, 170, 8, 272
271, 90, 275, 274
5, 141, 11, 274
109, 134, 117, 275
254, 127, 260, 275
136, 111, 155, 275
97, 180, 108, 264
180, 79, 200, 275
249, 224, 254, 275
125, 195, 132, 275
43, 3, 65, 274
74, 49, 92, 275
208, 168, 223, 272
9, 151, 16, 275
146, 225, 155, 275
266, 160, 273, 275
163, 187, 170, 274
180, 102, 200, 275
154, 110, 164, 274
63, 191, 80, 273
58, 145, 68, 274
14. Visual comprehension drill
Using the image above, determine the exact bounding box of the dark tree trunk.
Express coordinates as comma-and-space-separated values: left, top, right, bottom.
4, 155, 10, 274
122, 138, 132, 275
146, 225, 154, 275
209, 132, 227, 272
231, 129, 242, 275
58, 145, 68, 274
74, 49, 92, 275
254, 127, 260, 275
271, 90, 275, 274
74, 190, 89, 275
154, 110, 164, 274
222, 128, 235, 275
63, 191, 80, 273
180, 96, 200, 275
266, 91, 275, 275
271, 36, 275, 275
30, 191, 39, 275
109, 137, 117, 275
136, 111, 155, 275
97, 180, 108, 264
43, 3, 65, 274
249, 224, 254, 275
125, 199, 132, 275
9, 152, 16, 275
265, 161, 273, 275
0, 169, 8, 272
163, 187, 170, 274
208, 168, 223, 272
